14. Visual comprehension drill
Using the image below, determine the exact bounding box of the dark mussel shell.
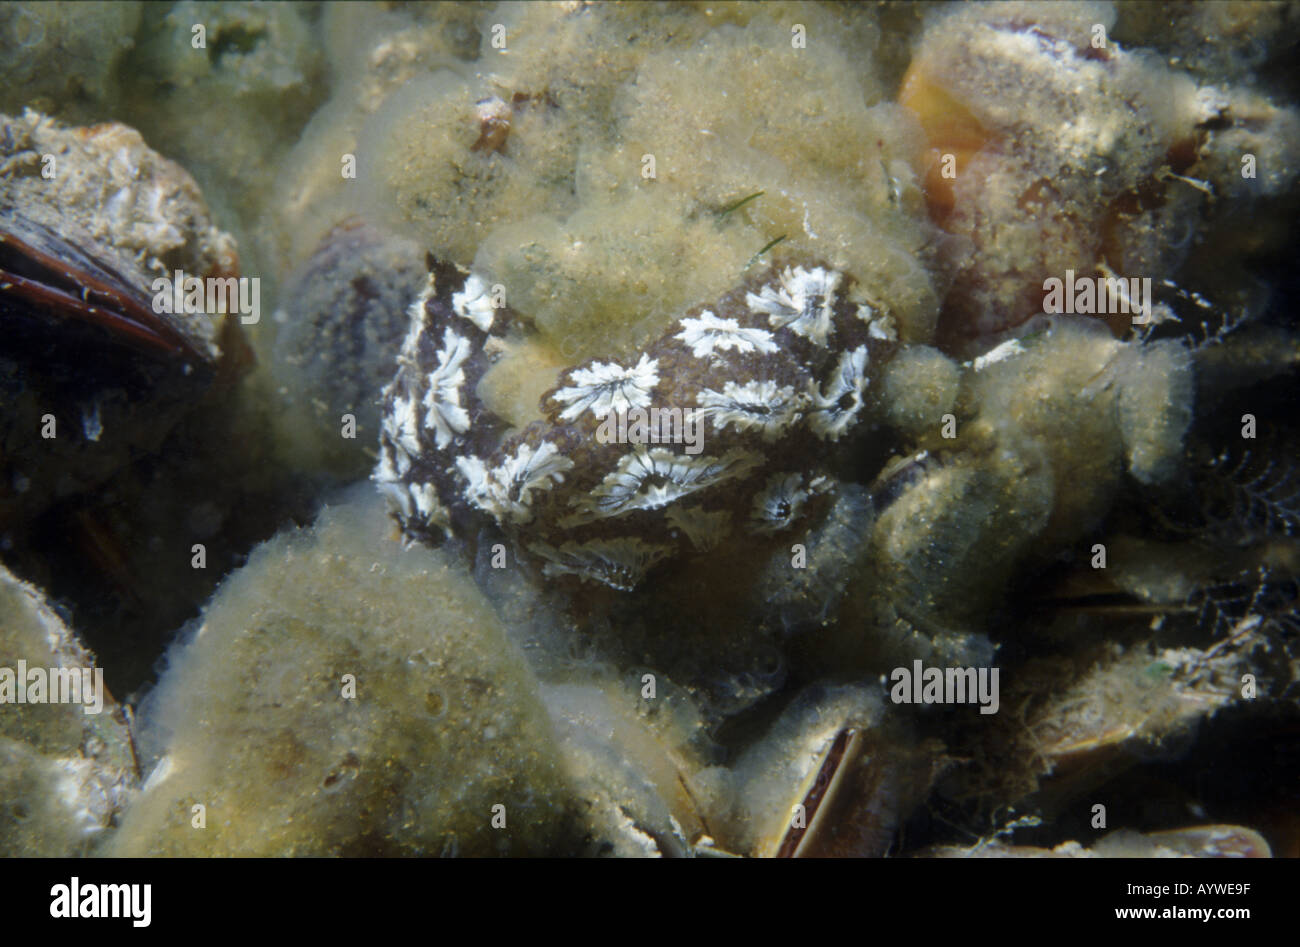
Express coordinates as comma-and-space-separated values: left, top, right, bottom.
0, 211, 209, 364
0, 212, 218, 529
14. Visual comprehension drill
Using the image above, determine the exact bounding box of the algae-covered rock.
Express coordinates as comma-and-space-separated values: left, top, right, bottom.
857, 316, 1194, 629
121, 0, 327, 308
0, 566, 135, 856
107, 486, 574, 856
0, 2, 141, 119
966, 317, 1193, 548
346, 1, 941, 365
868, 442, 1055, 626
880, 345, 961, 438
269, 219, 428, 479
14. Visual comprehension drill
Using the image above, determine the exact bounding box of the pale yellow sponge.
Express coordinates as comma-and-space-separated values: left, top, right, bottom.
0, 567, 134, 856
107, 487, 573, 856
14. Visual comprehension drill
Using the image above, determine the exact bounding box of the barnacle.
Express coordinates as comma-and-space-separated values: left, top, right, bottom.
745, 265, 842, 347
527, 538, 673, 592
377, 445, 452, 537
551, 354, 661, 422
451, 273, 497, 332
408, 481, 449, 525
457, 441, 574, 524
382, 385, 423, 459
696, 380, 805, 440
566, 447, 763, 524
675, 310, 779, 359
807, 346, 870, 441
750, 473, 814, 534
421, 328, 474, 449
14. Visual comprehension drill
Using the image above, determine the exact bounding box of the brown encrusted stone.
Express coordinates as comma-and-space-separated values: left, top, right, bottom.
376, 256, 899, 590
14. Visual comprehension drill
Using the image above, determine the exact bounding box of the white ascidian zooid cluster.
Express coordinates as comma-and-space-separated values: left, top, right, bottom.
373, 258, 900, 590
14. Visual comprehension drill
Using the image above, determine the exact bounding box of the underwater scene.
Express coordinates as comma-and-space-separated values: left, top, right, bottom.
1, 0, 1298, 864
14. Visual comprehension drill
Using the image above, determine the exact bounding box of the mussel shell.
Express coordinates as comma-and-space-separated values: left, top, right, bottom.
0, 213, 217, 528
